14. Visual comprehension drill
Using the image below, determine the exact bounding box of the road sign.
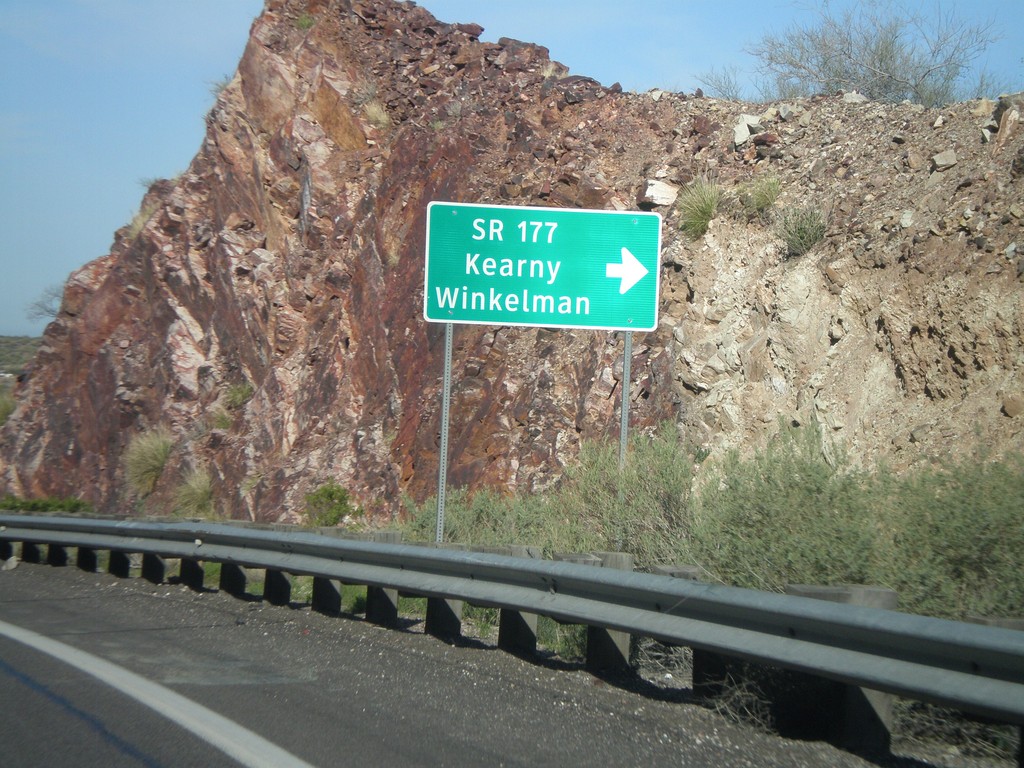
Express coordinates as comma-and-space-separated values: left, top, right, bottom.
424, 202, 662, 331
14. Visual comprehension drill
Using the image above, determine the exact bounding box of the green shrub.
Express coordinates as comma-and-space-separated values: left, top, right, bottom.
691, 425, 878, 591
677, 179, 722, 239
879, 455, 1024, 619
0, 336, 41, 373
738, 175, 781, 219
124, 427, 173, 496
363, 100, 391, 130
0, 389, 14, 426
404, 421, 1024, 622
208, 407, 234, 431
174, 467, 215, 519
0, 495, 93, 514
224, 382, 253, 410
777, 206, 827, 258
404, 425, 695, 563
305, 481, 356, 527
295, 12, 315, 30
125, 201, 159, 240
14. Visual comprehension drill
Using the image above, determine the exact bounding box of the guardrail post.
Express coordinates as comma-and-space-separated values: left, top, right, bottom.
554, 552, 623, 669
21, 541, 43, 564
47, 543, 69, 567
425, 543, 467, 640
264, 570, 292, 606
142, 553, 165, 584
312, 577, 341, 615
650, 564, 702, 580
497, 545, 542, 656
366, 531, 402, 626
967, 616, 1024, 768
656, 565, 740, 700
784, 584, 898, 754
587, 552, 634, 674
219, 562, 247, 597
0, 539, 12, 561
650, 566, 733, 699
77, 546, 98, 573
108, 550, 132, 578
179, 558, 205, 591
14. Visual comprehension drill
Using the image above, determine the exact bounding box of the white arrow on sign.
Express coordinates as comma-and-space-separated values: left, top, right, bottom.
605, 247, 649, 294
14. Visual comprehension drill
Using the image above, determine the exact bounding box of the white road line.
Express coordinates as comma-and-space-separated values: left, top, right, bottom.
0, 618, 318, 768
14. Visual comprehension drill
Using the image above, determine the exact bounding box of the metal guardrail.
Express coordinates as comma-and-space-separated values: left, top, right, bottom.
2, 513, 1023, 727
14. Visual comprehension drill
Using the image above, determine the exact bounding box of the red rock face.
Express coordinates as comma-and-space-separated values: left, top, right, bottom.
3, 0, 1022, 521
0, 0, 676, 520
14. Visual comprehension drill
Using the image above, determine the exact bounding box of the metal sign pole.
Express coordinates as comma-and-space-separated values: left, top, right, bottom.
619, 330, 632, 471
436, 322, 453, 543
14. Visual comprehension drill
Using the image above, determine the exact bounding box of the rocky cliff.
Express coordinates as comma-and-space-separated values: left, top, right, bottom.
1, 0, 1022, 521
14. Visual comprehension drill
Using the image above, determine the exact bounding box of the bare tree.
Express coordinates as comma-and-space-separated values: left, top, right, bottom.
26, 284, 64, 322
747, 1, 998, 106
697, 65, 746, 101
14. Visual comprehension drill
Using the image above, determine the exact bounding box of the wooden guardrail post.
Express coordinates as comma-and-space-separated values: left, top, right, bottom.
425, 543, 467, 640
782, 584, 898, 754
967, 616, 1024, 768
497, 545, 543, 656
46, 544, 69, 567
142, 553, 165, 584
588, 552, 634, 673
553, 552, 633, 672
108, 550, 132, 578
219, 562, 247, 597
311, 528, 344, 615
179, 558, 205, 591
366, 531, 402, 626
0, 539, 12, 561
77, 547, 98, 572
21, 541, 43, 564
264, 569, 292, 606
653, 567, 735, 700
311, 577, 341, 614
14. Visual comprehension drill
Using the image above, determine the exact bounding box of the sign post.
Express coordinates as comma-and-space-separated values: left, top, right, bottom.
424, 202, 662, 540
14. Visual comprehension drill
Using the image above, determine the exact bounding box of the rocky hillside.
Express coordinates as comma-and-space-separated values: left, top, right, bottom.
1, 0, 1021, 520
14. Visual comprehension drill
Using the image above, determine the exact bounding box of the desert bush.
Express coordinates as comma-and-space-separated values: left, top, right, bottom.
405, 425, 695, 565
26, 284, 63, 322
691, 426, 878, 591
406, 418, 1024, 623
738, 175, 781, 219
295, 13, 315, 31
747, 1, 997, 106
174, 467, 215, 519
404, 486, 593, 554
878, 454, 1024, 619
0, 389, 14, 425
208, 407, 234, 431
124, 427, 173, 496
677, 179, 721, 239
125, 201, 160, 240
224, 382, 253, 410
776, 206, 826, 258
363, 100, 391, 130
0, 336, 41, 373
305, 481, 356, 527
696, 65, 745, 101
0, 495, 93, 513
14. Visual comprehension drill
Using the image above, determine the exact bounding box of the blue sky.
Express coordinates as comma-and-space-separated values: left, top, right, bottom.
1, 0, 1020, 337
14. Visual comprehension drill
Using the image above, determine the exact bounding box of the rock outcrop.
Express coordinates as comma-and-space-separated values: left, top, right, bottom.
1, 0, 1021, 521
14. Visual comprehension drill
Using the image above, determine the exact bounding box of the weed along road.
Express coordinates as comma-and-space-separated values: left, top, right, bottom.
0, 563, 879, 767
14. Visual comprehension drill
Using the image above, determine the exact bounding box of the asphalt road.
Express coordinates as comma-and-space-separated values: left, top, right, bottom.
0, 559, 909, 767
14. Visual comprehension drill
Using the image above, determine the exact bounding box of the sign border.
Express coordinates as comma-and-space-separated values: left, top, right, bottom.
423, 201, 662, 332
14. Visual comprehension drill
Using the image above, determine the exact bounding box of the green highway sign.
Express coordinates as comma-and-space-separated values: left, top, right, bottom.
424, 201, 662, 331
